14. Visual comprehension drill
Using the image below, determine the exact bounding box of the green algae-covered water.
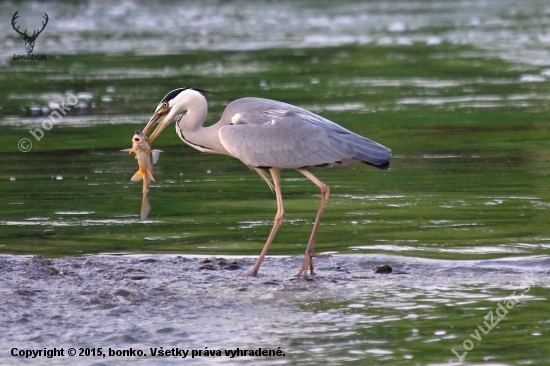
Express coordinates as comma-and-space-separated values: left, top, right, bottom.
1, 1, 550, 364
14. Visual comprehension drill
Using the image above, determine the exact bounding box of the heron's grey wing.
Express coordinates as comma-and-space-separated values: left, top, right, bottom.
219, 118, 353, 169
219, 98, 392, 168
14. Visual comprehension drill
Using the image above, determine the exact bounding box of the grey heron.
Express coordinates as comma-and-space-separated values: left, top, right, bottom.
143, 88, 391, 277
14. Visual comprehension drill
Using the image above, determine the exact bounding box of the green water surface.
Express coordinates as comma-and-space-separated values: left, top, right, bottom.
2, 44, 550, 259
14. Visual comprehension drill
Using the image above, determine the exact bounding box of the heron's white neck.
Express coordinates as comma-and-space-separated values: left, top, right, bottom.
175, 94, 227, 154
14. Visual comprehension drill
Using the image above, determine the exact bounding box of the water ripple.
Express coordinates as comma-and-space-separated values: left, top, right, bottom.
1, 254, 548, 365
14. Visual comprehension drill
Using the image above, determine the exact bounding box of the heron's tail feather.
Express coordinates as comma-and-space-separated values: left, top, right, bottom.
347, 135, 392, 169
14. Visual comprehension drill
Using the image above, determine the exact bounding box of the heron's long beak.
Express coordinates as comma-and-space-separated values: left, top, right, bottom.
143, 112, 168, 143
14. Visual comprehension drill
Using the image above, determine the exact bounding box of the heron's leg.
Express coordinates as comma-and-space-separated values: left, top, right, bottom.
248, 168, 284, 277
295, 169, 330, 277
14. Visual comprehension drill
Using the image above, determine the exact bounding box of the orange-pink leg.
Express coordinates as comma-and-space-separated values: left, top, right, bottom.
295, 169, 330, 277
248, 168, 284, 277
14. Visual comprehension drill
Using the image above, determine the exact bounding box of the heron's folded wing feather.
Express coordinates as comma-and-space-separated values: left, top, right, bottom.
219, 118, 354, 169
220, 98, 391, 167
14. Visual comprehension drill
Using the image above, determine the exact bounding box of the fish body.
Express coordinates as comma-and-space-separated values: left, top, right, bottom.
122, 130, 162, 220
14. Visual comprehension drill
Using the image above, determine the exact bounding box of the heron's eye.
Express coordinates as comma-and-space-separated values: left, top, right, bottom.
162, 102, 169, 109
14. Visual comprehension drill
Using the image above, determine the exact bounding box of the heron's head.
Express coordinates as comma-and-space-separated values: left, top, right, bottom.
143, 88, 203, 142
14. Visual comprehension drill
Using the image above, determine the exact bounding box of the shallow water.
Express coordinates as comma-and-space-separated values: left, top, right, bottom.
2, 0, 550, 364
1, 254, 549, 365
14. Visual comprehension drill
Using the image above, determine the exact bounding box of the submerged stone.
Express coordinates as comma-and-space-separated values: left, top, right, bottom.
373, 264, 393, 274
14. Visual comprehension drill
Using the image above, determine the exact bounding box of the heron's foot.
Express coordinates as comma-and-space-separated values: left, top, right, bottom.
296, 252, 330, 277
246, 269, 259, 277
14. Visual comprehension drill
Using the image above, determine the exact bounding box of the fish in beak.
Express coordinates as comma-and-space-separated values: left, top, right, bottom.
121, 130, 162, 221
143, 103, 171, 142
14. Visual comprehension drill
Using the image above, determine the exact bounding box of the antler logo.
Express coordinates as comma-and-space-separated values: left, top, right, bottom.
11, 10, 49, 54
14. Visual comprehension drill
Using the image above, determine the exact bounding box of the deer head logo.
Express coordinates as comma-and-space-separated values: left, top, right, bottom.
11, 11, 49, 54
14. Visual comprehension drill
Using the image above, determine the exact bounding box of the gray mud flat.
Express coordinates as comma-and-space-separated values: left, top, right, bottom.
1, 254, 549, 365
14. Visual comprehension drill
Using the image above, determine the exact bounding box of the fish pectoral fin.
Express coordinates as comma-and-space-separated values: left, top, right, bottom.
151, 150, 163, 165
131, 171, 143, 182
